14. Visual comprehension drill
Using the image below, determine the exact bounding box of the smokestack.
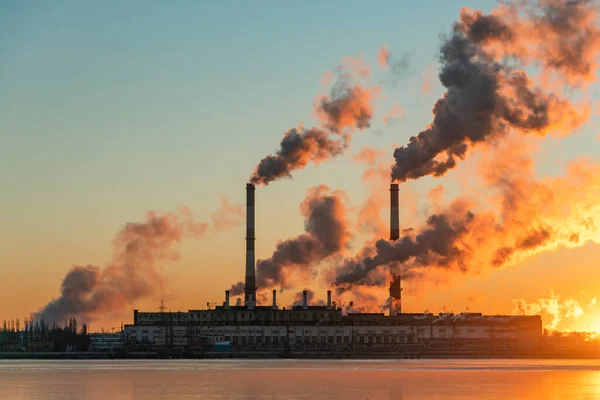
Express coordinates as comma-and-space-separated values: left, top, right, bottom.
272, 289, 277, 309
327, 290, 332, 309
390, 183, 399, 241
225, 290, 230, 309
245, 183, 257, 308
302, 290, 308, 309
389, 275, 402, 316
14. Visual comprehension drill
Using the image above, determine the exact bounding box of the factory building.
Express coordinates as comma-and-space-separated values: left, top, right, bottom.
123, 183, 542, 355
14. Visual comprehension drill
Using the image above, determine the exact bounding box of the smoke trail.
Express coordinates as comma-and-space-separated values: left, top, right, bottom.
231, 185, 351, 295
391, 0, 598, 182
250, 126, 346, 186
334, 139, 600, 291
37, 199, 244, 323
250, 57, 379, 186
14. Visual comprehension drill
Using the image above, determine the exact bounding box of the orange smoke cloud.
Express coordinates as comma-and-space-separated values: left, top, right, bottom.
378, 47, 390, 69
37, 198, 243, 322
231, 185, 352, 295
459, 0, 600, 87
391, 0, 598, 183
513, 291, 590, 331
353, 147, 389, 238
336, 136, 600, 291
252, 56, 379, 186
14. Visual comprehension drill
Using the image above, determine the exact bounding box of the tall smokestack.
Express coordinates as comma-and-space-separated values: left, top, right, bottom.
272, 289, 277, 309
302, 290, 308, 309
327, 290, 332, 310
390, 183, 401, 316
390, 183, 399, 241
245, 183, 257, 308
225, 290, 230, 309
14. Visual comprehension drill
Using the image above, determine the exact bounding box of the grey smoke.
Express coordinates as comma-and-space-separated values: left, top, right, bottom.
231, 185, 351, 295
249, 127, 346, 186
391, 0, 596, 182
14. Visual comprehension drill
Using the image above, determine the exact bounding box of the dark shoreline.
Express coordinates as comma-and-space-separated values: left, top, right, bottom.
1, 351, 598, 360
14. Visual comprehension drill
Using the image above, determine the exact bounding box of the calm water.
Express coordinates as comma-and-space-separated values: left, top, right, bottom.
1, 359, 600, 399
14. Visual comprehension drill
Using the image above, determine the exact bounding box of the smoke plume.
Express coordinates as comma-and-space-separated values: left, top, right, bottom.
335, 138, 600, 291
38, 200, 244, 323
513, 291, 588, 330
391, 0, 598, 182
250, 57, 379, 186
250, 126, 346, 186
231, 185, 351, 295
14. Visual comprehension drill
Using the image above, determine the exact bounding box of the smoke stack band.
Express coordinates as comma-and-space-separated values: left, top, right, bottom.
390, 183, 399, 241
245, 183, 257, 307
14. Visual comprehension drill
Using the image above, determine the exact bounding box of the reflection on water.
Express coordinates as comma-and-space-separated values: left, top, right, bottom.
1, 359, 600, 399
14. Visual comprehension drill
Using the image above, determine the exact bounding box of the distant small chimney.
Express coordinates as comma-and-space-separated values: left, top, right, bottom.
327, 290, 332, 310
225, 290, 230, 309
302, 290, 308, 309
272, 289, 277, 309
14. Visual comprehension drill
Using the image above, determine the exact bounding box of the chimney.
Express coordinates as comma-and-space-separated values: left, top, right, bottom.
272, 289, 277, 309
302, 290, 308, 309
225, 290, 230, 309
389, 275, 402, 316
327, 290, 332, 310
245, 183, 257, 308
390, 183, 399, 241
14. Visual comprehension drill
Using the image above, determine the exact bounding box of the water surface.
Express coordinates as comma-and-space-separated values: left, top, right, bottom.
1, 359, 599, 399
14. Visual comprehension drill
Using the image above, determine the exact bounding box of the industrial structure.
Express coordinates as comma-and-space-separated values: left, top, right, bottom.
123, 183, 543, 357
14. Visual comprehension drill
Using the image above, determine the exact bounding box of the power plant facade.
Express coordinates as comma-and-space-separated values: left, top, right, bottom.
123, 184, 542, 357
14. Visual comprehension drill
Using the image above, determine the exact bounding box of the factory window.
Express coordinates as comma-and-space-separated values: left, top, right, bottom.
467, 329, 475, 334
280, 336, 286, 344
359, 336, 365, 343
232, 336, 238, 345
376, 336, 381, 344
241, 337, 247, 346
224, 336, 230, 341
142, 330, 148, 334
344, 336, 349, 344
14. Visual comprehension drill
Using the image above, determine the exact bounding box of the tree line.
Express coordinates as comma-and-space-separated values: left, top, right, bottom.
1, 317, 90, 352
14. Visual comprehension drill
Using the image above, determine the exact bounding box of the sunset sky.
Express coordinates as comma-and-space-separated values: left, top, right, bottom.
1, 0, 600, 332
